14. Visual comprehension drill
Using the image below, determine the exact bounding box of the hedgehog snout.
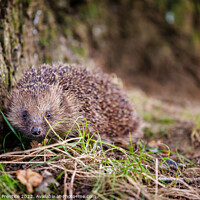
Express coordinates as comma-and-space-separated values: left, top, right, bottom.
31, 127, 41, 136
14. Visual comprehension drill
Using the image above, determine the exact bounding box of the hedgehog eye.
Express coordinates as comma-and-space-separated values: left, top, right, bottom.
22, 110, 28, 118
46, 112, 51, 118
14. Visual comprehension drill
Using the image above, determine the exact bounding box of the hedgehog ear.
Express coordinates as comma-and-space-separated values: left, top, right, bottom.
3, 91, 13, 111
3, 98, 10, 111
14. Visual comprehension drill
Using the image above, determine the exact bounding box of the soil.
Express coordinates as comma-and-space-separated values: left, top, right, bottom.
1, 73, 200, 198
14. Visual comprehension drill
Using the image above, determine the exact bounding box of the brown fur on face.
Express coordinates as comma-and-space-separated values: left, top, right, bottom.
6, 84, 80, 141
5, 64, 141, 145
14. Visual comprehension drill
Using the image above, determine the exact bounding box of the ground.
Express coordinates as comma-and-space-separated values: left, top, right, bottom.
0, 86, 200, 200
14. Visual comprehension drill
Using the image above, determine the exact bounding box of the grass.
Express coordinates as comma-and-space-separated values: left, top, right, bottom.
0, 124, 199, 199
0, 110, 25, 151
0, 91, 200, 199
191, 114, 200, 144
0, 137, 158, 199
0, 164, 24, 199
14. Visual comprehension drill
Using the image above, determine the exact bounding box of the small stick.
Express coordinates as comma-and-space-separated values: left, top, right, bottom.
155, 158, 158, 199
63, 170, 68, 200
69, 162, 77, 200
159, 177, 200, 184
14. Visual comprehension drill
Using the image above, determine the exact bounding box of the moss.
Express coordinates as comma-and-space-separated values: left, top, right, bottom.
20, 0, 34, 8
0, 73, 8, 86
144, 127, 166, 138
172, 1, 193, 28
142, 112, 154, 121
0, 22, 4, 29
39, 9, 57, 48
73, 46, 85, 57
80, 1, 101, 22
10, 37, 18, 51
156, 118, 177, 124
11, 5, 20, 32
43, 55, 52, 64
63, 16, 78, 37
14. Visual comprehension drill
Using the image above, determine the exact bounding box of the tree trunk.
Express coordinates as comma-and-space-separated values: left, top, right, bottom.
0, 0, 90, 132
1, 0, 200, 133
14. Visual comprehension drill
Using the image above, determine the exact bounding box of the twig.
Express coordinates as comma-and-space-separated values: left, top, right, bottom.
159, 177, 200, 184
0, 137, 82, 157
69, 162, 77, 200
63, 170, 68, 200
141, 173, 165, 187
155, 158, 158, 199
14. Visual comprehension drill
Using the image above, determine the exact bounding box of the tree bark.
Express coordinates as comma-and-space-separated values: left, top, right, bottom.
1, 0, 200, 132
0, 0, 90, 131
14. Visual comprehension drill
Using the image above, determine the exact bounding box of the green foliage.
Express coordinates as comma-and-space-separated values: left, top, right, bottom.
0, 110, 25, 151
79, 0, 101, 23
0, 164, 23, 197
156, 118, 176, 124
0, 114, 197, 198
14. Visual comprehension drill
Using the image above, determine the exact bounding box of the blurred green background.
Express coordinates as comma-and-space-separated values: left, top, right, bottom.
1, 0, 200, 104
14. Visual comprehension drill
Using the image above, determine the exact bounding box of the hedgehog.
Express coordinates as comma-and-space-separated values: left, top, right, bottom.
5, 63, 141, 146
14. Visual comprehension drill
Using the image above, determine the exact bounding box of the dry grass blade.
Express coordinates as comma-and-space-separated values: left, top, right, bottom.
0, 137, 82, 157
69, 162, 77, 200
1, 102, 200, 199
155, 158, 158, 199
141, 173, 165, 187
126, 176, 152, 199
63, 171, 68, 200
159, 176, 200, 184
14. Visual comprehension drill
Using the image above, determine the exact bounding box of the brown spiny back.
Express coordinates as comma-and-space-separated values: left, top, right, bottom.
6, 63, 141, 146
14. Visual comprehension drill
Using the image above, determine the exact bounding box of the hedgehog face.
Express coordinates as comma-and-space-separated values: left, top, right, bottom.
6, 84, 77, 141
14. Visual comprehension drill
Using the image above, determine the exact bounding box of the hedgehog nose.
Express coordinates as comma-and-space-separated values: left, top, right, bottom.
31, 127, 41, 136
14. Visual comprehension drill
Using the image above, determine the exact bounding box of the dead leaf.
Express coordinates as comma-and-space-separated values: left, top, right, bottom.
16, 169, 43, 193
41, 139, 49, 146
36, 170, 59, 194
10, 156, 24, 161
148, 139, 163, 148
30, 140, 39, 148
30, 139, 49, 148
